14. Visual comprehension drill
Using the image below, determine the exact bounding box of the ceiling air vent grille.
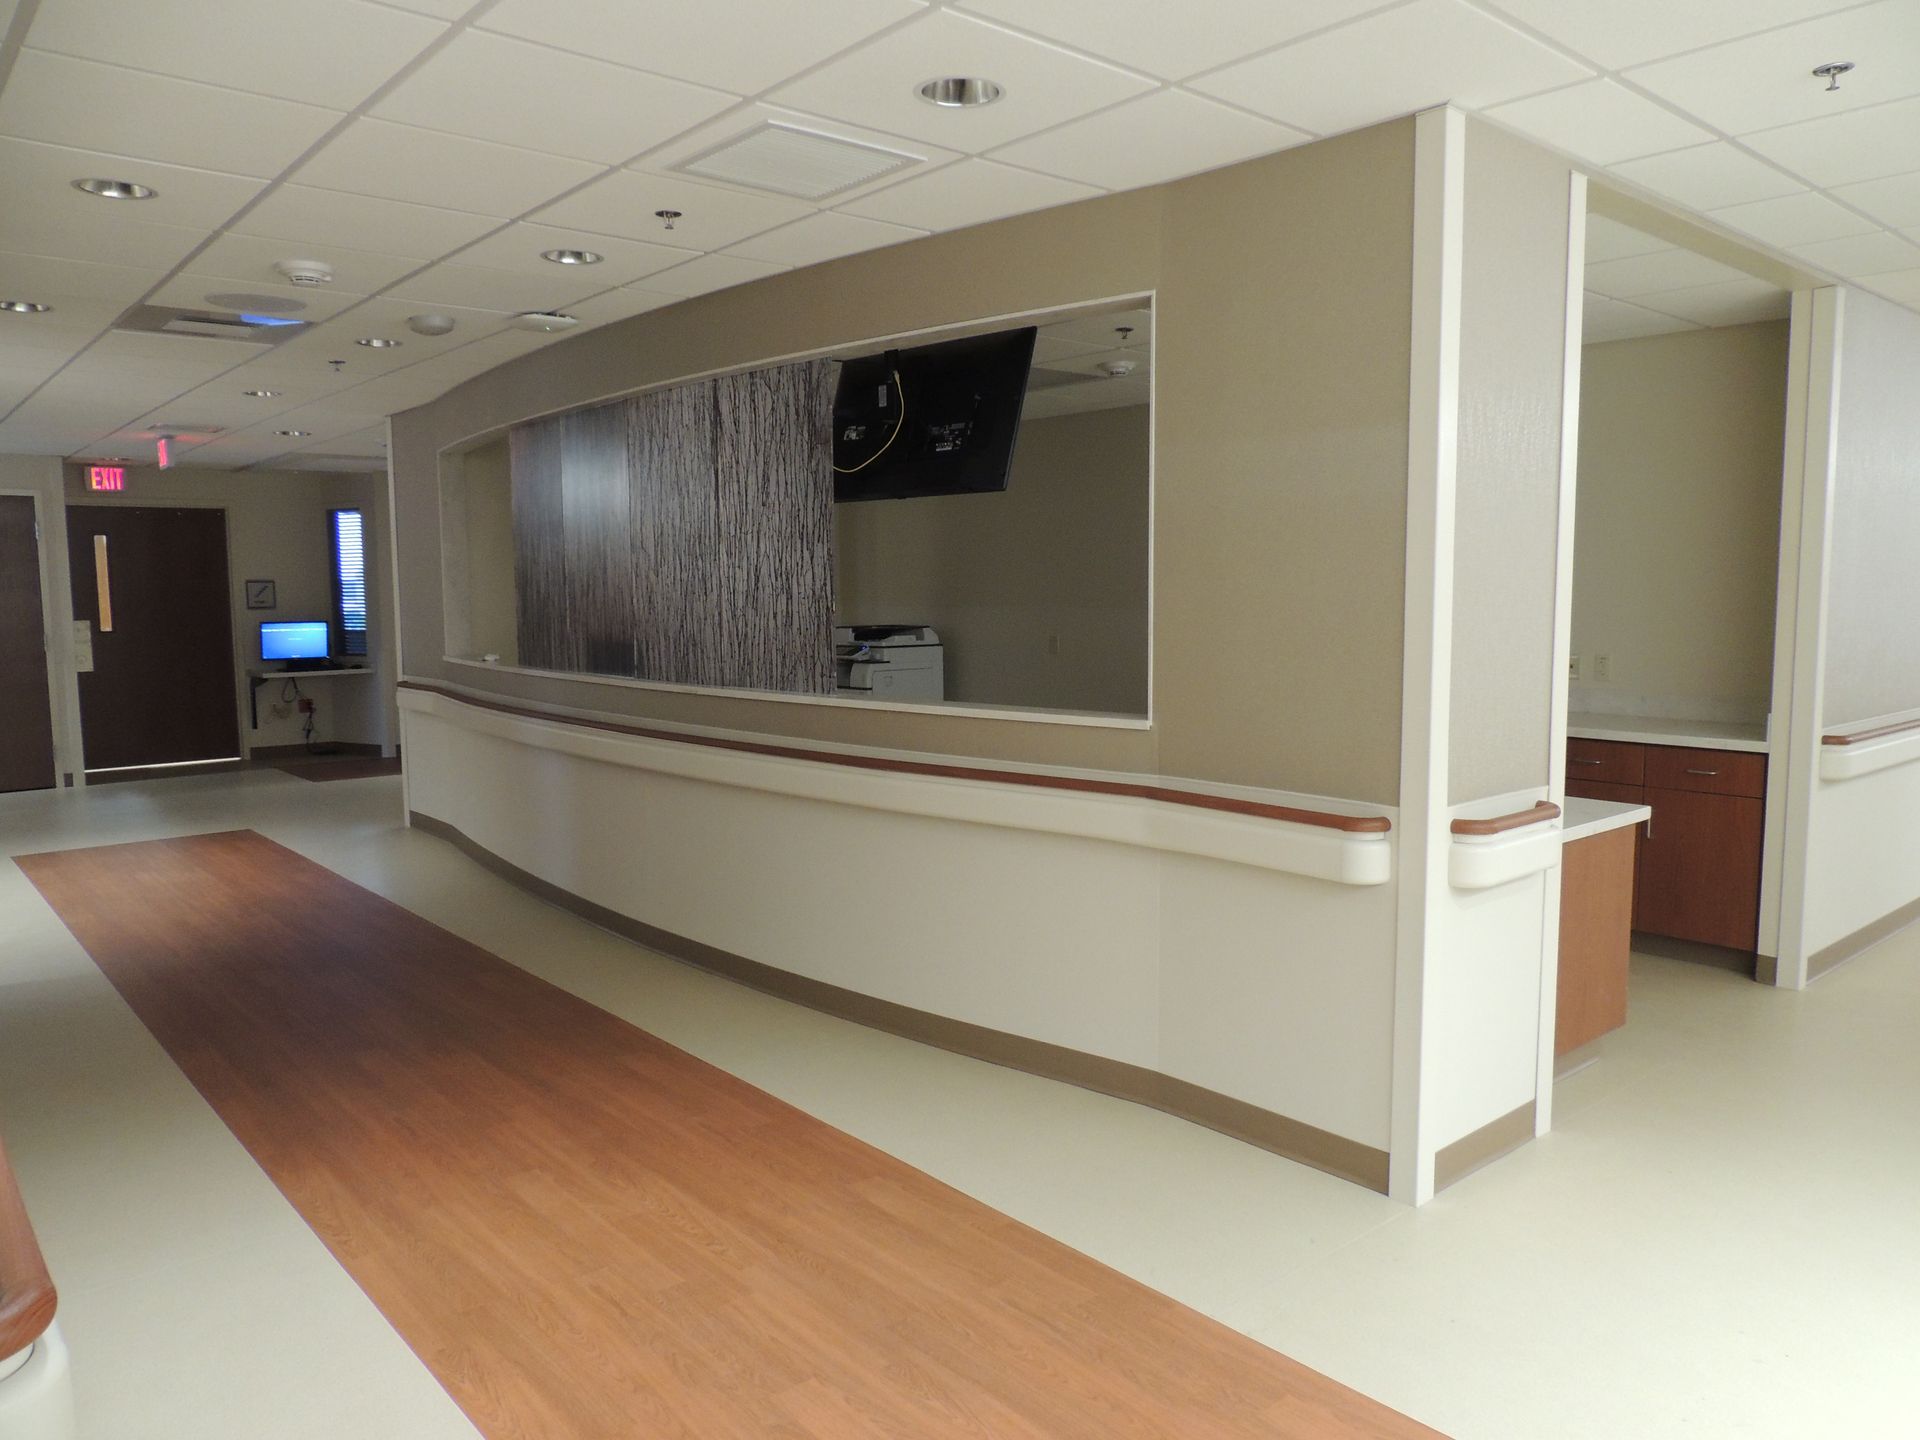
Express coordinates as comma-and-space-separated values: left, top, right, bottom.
674, 122, 921, 201
113, 304, 308, 345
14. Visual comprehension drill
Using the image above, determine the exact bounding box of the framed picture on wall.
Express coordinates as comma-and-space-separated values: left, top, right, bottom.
245, 579, 276, 610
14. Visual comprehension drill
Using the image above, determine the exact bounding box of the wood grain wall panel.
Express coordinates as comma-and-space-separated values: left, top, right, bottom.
559, 404, 636, 677
508, 419, 567, 671
713, 359, 836, 694
629, 381, 722, 687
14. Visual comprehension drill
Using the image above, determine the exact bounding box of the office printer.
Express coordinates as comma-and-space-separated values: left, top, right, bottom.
834, 625, 945, 701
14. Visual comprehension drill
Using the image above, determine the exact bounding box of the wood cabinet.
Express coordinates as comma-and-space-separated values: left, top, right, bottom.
1557, 824, 1636, 1056
1564, 738, 1766, 952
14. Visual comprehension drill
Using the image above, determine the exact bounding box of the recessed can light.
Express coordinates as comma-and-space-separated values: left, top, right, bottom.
242, 388, 281, 398
74, 178, 157, 200
0, 300, 50, 313
541, 248, 603, 265
276, 429, 312, 437
355, 337, 402, 348
917, 76, 1004, 108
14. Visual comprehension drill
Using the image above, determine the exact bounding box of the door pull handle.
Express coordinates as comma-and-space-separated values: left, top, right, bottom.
1684, 768, 1719, 776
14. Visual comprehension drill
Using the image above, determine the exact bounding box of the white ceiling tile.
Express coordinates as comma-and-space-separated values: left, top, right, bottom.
638, 254, 788, 298
186, 233, 425, 294
534, 172, 813, 251
1045, 344, 1152, 380
23, 0, 447, 110
1865, 267, 1920, 305
383, 261, 606, 314
839, 158, 1101, 231
768, 11, 1155, 153
1485, 0, 1866, 70
954, 0, 1388, 82
370, 0, 472, 17
1584, 216, 1670, 264
1032, 334, 1104, 363
1747, 97, 1920, 188
724, 212, 926, 267
1625, 1, 1920, 138
233, 185, 505, 260
1606, 142, 1807, 211
1636, 277, 1792, 326
0, 51, 344, 177
321, 294, 516, 346
1190, 0, 1592, 136
1709, 189, 1877, 247
559, 287, 680, 329
989, 89, 1308, 191
88, 329, 266, 370
1788, 228, 1920, 276
448, 223, 695, 286
1031, 305, 1151, 347
0, 205, 208, 272
1829, 169, 1920, 229
0, 253, 156, 309
292, 118, 603, 217
1582, 292, 1701, 343
0, 137, 266, 235
371, 31, 738, 166
634, 105, 958, 205
1483, 80, 1712, 166
149, 272, 368, 321
478, 0, 924, 95
1586, 247, 1753, 298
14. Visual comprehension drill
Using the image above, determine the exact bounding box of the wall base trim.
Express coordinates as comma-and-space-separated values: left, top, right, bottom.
410, 809, 1392, 1194
250, 742, 385, 760
1434, 1101, 1535, 1192
1806, 893, 1920, 981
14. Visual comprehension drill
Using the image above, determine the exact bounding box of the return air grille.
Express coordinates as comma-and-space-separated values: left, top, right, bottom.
113, 304, 308, 345
674, 122, 920, 200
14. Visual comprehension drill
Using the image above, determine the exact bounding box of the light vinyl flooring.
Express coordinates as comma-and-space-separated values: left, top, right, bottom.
4, 771, 1920, 1438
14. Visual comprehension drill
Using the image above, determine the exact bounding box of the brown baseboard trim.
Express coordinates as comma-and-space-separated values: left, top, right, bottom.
250, 742, 385, 759
1754, 953, 1779, 986
410, 809, 1391, 1194
84, 758, 246, 786
1631, 931, 1758, 977
1434, 1101, 1535, 1192
1806, 894, 1920, 981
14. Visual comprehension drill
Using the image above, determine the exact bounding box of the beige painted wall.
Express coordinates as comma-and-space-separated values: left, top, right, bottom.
58, 464, 396, 754
835, 405, 1149, 715
1571, 321, 1788, 722
1449, 119, 1573, 804
395, 118, 1415, 802
446, 437, 518, 665
1823, 291, 1920, 726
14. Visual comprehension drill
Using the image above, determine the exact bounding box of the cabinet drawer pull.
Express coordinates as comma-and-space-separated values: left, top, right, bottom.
1572, 758, 1604, 766
1684, 768, 1719, 776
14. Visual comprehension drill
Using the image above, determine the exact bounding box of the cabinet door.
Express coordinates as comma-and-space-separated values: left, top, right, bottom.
1635, 787, 1763, 950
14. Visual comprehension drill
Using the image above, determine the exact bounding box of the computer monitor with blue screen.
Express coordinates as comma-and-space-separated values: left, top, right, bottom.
261, 620, 329, 662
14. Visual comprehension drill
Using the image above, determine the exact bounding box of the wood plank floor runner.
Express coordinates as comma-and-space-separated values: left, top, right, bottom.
17, 831, 1440, 1440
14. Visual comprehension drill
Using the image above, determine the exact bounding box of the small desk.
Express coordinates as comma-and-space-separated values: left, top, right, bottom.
247, 667, 374, 729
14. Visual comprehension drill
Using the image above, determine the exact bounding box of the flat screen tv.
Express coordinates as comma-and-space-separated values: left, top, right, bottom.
832, 325, 1037, 502
261, 620, 330, 661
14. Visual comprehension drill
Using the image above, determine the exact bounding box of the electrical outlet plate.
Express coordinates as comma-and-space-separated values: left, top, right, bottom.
1594, 653, 1611, 682
1569, 654, 1582, 681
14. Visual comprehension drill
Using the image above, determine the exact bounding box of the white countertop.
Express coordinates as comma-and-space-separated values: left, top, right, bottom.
1568, 711, 1769, 754
1561, 796, 1652, 844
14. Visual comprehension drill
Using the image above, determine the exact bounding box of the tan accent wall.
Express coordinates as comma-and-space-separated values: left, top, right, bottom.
1572, 321, 1788, 721
1822, 291, 1920, 726
1448, 119, 1572, 805
447, 437, 517, 665
834, 404, 1150, 714
392, 119, 1416, 800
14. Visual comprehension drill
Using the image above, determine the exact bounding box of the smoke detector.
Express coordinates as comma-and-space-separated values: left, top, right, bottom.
510, 311, 579, 333
1097, 358, 1138, 378
407, 313, 456, 337
273, 258, 335, 287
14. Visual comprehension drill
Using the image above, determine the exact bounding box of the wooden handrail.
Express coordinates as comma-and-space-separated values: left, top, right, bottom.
398, 681, 1393, 834
1450, 801, 1561, 837
1822, 716, 1920, 746
0, 1136, 56, 1363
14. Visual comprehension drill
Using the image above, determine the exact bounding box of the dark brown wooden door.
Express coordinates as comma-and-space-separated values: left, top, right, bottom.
1635, 787, 1764, 950
0, 496, 57, 793
68, 506, 239, 772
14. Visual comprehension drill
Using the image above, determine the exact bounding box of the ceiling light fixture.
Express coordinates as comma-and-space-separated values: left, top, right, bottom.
356, 337, 402, 348
1812, 61, 1855, 91
276, 429, 312, 437
242, 388, 281, 398
541, 248, 603, 265
74, 178, 157, 200
917, 76, 1004, 108
0, 300, 50, 313
510, 311, 579, 333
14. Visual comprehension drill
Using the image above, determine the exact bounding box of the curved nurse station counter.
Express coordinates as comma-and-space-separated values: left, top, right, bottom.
0, 1139, 71, 1440
398, 680, 1402, 1191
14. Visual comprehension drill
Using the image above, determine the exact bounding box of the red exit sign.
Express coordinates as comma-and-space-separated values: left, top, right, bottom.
87, 466, 126, 492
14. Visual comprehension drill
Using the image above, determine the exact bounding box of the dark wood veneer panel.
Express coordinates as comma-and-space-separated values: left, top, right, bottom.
508, 419, 567, 671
